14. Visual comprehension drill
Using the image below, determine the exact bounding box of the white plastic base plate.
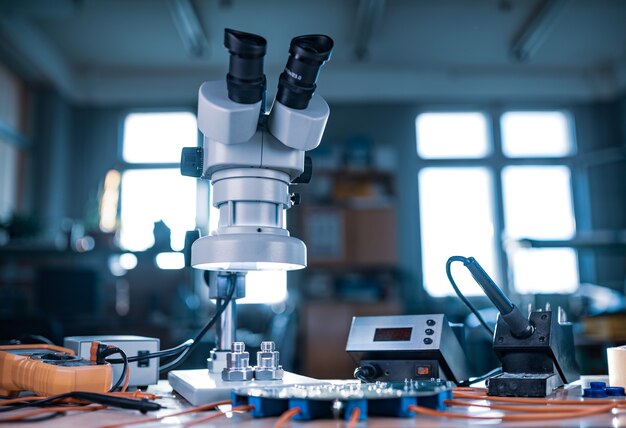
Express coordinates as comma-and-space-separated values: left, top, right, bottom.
168, 369, 323, 405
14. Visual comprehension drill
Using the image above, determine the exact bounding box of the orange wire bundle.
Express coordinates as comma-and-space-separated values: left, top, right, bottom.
347, 406, 361, 428
183, 404, 254, 427
406, 387, 625, 422
100, 399, 232, 428
275, 407, 301, 427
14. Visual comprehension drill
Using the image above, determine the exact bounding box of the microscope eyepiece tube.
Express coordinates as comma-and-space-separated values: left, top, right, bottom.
224, 28, 267, 104
276, 34, 334, 110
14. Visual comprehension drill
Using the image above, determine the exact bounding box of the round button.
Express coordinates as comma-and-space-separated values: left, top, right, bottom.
423, 338, 433, 345
425, 328, 434, 335
426, 319, 436, 326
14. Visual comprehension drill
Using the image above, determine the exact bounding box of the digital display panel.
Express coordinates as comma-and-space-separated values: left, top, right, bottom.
373, 327, 412, 342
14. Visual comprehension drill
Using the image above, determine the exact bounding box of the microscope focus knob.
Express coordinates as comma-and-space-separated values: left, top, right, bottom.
180, 147, 204, 178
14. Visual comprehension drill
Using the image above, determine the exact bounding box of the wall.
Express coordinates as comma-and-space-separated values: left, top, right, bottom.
0, 63, 29, 224
32, 90, 72, 238
583, 97, 626, 290
68, 107, 122, 220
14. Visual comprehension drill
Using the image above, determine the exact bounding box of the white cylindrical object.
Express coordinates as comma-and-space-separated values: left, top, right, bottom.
267, 94, 330, 151
607, 345, 626, 388
197, 81, 261, 144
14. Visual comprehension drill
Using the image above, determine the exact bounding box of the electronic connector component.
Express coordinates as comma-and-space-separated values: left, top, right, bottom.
232, 379, 453, 421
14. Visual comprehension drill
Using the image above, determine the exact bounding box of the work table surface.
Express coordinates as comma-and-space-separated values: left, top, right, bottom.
7, 381, 626, 427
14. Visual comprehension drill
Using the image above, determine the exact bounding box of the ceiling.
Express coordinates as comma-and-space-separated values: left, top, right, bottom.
1, 0, 625, 105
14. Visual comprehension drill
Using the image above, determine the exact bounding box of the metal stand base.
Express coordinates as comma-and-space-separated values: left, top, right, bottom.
168, 369, 322, 405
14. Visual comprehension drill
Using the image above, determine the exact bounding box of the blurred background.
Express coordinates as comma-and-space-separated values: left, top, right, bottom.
0, 0, 624, 379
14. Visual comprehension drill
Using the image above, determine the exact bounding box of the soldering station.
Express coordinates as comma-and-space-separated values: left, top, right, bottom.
1, 2, 626, 426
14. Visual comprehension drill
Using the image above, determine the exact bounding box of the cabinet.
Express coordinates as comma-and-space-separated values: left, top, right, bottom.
294, 169, 399, 301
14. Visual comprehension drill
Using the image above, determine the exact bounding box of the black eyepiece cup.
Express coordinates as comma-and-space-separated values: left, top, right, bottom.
224, 28, 267, 104
276, 35, 334, 110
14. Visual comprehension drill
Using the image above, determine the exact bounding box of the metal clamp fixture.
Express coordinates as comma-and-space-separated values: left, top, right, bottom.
222, 342, 254, 381
254, 341, 284, 380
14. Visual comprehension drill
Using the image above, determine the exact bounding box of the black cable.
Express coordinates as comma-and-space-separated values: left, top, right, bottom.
446, 256, 494, 337
353, 366, 376, 383
99, 347, 128, 392
105, 275, 237, 372
0, 392, 162, 414
458, 366, 503, 387
159, 274, 237, 373
157, 347, 189, 373
105, 340, 193, 364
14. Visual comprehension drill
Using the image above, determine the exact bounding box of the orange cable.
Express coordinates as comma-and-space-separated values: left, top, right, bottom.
99, 399, 232, 428
274, 407, 302, 428
453, 387, 488, 393
452, 390, 618, 405
183, 404, 254, 427
347, 406, 361, 428
0, 396, 46, 406
0, 404, 106, 423
107, 391, 161, 400
90, 341, 100, 361
408, 402, 616, 422
445, 399, 609, 413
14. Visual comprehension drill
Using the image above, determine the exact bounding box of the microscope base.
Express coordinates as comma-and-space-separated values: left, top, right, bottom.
168, 369, 322, 405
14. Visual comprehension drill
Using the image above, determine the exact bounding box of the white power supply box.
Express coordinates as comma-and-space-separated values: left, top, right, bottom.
64, 335, 160, 388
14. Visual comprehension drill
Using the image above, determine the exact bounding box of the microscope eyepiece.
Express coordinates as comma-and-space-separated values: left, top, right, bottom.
276, 34, 334, 110
224, 28, 267, 104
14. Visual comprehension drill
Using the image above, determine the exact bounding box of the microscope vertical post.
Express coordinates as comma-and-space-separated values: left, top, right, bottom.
208, 272, 245, 373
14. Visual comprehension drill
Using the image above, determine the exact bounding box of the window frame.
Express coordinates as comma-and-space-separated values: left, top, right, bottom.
117, 107, 197, 171
116, 108, 204, 252
414, 105, 589, 297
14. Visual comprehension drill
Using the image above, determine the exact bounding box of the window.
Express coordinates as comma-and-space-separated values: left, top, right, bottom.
122, 112, 197, 163
419, 167, 498, 297
416, 110, 578, 296
119, 112, 198, 254
501, 111, 574, 158
120, 169, 196, 252
416, 112, 490, 159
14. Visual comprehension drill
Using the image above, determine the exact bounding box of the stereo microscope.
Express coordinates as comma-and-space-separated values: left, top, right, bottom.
171, 28, 333, 404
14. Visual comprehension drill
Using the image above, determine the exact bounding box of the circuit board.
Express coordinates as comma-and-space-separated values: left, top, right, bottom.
232, 379, 454, 420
